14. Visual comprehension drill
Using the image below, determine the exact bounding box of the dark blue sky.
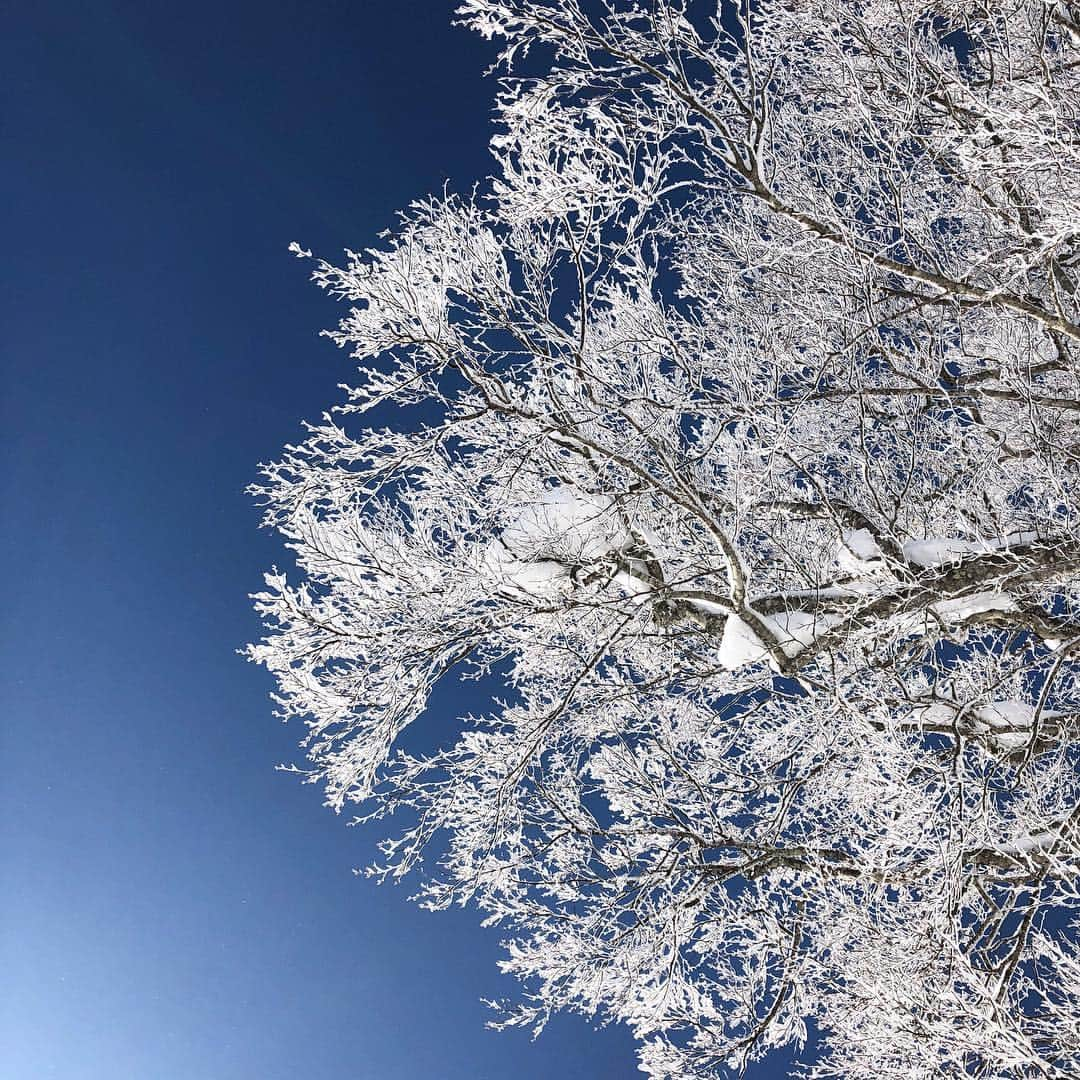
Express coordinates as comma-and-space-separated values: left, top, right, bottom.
1, 3, 790, 1078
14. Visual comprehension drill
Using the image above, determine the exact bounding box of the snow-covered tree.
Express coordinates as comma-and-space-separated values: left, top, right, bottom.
249, 3, 1080, 1076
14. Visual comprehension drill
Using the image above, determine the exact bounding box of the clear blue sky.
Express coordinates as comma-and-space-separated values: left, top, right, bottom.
0, 3, 792, 1078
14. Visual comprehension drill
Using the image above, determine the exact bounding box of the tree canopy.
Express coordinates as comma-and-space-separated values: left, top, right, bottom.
249, 3, 1080, 1076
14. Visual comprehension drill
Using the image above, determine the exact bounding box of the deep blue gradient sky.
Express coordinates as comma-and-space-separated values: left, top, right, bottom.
1, 4, 792, 1078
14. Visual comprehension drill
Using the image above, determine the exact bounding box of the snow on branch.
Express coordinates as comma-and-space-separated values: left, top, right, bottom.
251, 3, 1080, 1077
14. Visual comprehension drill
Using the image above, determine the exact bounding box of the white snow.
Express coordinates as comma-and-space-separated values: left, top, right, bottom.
685, 596, 731, 617
837, 529, 887, 575
715, 609, 839, 670
975, 699, 1033, 729
972, 700, 1037, 750
500, 486, 629, 562
910, 700, 960, 727
902, 531, 1043, 569
482, 485, 630, 598
482, 541, 574, 596
612, 568, 653, 604
717, 614, 771, 671
902, 537, 982, 567
995, 829, 1060, 857
931, 591, 1018, 622
764, 610, 840, 658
